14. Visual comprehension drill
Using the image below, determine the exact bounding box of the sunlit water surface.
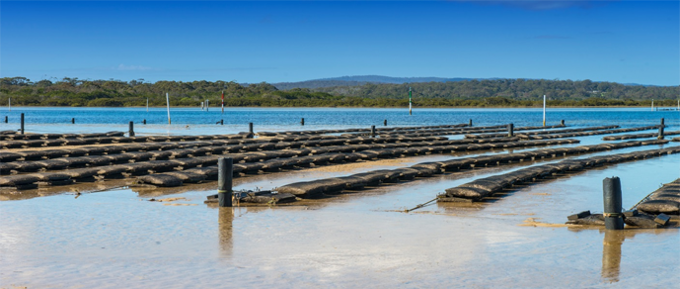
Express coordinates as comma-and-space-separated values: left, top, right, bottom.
1, 107, 679, 288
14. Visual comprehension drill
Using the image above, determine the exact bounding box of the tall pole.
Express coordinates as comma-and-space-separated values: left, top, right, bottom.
408, 87, 412, 116
221, 91, 225, 114
542, 94, 546, 127
651, 99, 654, 111
166, 93, 171, 124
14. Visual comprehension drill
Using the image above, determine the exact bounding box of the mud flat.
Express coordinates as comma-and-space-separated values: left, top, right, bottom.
2, 115, 679, 288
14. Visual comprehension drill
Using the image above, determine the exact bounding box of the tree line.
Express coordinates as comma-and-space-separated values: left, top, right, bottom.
0, 76, 678, 108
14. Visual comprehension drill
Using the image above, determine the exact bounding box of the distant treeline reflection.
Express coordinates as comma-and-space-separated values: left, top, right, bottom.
1, 77, 678, 107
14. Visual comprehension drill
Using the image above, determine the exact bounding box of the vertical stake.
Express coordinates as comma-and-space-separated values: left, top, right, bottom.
469, 119, 473, 127
560, 119, 565, 126
384, 119, 387, 126
71, 118, 75, 124
218, 157, 233, 207
20, 113, 24, 135
249, 122, 254, 136
301, 118, 305, 126
143, 119, 146, 125
166, 93, 171, 124
371, 125, 376, 138
408, 87, 412, 116
603, 177, 624, 230
542, 94, 546, 127
129, 121, 135, 137
507, 123, 514, 137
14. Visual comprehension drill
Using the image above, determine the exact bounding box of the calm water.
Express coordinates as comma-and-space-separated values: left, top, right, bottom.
0, 107, 678, 135
1, 107, 679, 288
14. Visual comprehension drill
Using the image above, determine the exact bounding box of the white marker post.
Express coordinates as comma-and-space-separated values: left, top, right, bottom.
408, 87, 412, 116
651, 99, 654, 111
221, 91, 225, 114
166, 93, 171, 124
542, 95, 546, 127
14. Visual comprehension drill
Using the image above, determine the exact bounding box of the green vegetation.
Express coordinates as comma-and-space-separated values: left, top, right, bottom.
1, 77, 678, 108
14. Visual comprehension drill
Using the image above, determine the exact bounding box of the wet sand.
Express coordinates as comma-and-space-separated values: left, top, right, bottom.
2, 146, 679, 288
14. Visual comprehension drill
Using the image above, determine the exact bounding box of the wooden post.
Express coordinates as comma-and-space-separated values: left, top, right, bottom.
560, 119, 565, 126
4, 116, 7, 123
507, 123, 513, 137
143, 119, 146, 125
658, 118, 665, 139
71, 118, 75, 124
469, 119, 473, 127
301, 118, 305, 126
371, 125, 376, 138
660, 118, 665, 126
220, 119, 224, 125
249, 122, 253, 135
129, 121, 135, 137
20, 113, 24, 135
603, 177, 624, 230
384, 119, 387, 126
218, 157, 233, 207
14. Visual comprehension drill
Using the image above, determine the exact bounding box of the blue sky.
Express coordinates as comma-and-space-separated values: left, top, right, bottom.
1, 1, 678, 85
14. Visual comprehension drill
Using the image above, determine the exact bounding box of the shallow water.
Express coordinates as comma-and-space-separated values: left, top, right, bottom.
1, 107, 679, 135
1, 108, 679, 288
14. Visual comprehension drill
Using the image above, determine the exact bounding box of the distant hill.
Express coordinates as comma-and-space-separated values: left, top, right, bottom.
272, 75, 478, 90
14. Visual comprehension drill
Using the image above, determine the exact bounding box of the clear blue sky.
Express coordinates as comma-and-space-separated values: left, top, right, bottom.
1, 1, 678, 86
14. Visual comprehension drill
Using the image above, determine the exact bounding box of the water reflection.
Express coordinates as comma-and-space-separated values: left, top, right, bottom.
601, 230, 625, 283
598, 228, 680, 283
218, 207, 234, 258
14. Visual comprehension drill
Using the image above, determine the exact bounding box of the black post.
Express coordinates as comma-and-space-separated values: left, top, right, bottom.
129, 121, 135, 137
249, 122, 253, 135
507, 123, 513, 137
71, 118, 75, 124
301, 118, 305, 126
20, 113, 24, 135
384, 119, 387, 126
371, 125, 376, 138
220, 119, 224, 125
469, 119, 473, 127
603, 177, 624, 230
560, 119, 565, 126
660, 118, 665, 127
218, 157, 233, 207
4, 116, 7, 123
143, 119, 146, 125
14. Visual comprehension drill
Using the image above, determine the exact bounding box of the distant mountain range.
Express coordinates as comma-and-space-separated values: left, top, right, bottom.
272, 75, 483, 90
271, 75, 655, 90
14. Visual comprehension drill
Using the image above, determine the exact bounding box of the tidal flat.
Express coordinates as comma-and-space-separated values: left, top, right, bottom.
1, 107, 679, 288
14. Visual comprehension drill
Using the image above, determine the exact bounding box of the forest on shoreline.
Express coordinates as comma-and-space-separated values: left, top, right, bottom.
1, 77, 678, 108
